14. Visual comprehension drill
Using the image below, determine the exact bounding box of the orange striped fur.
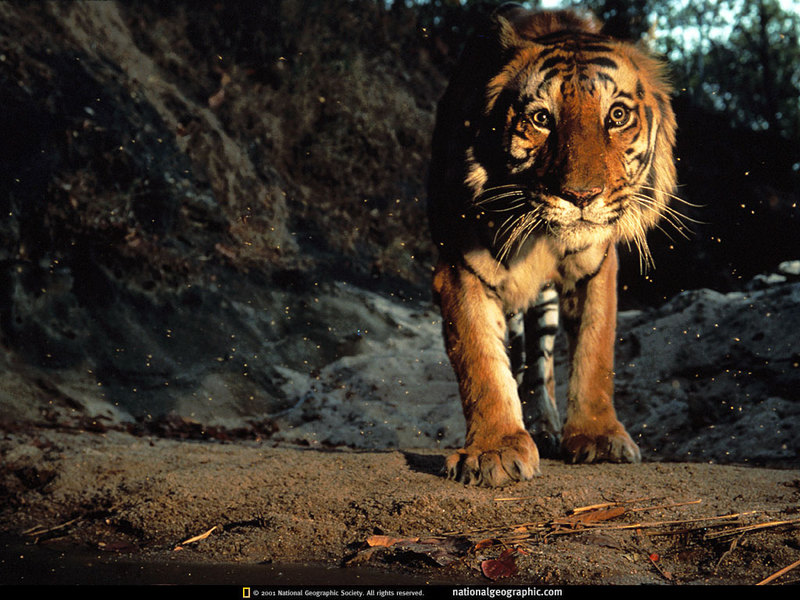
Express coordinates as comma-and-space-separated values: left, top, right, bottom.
428, 5, 677, 486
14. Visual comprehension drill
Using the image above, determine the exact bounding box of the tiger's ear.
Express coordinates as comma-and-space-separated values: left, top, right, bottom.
493, 4, 602, 49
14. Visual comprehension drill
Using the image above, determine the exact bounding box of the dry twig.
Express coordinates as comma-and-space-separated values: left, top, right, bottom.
22, 517, 82, 538
757, 557, 800, 586
647, 552, 673, 581
176, 525, 217, 548
703, 517, 800, 540
367, 497, 797, 582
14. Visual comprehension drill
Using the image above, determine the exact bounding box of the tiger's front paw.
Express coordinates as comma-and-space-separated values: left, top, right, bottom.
445, 430, 540, 486
561, 420, 641, 464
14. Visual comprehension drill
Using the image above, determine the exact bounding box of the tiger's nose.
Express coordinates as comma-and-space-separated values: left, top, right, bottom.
561, 186, 604, 208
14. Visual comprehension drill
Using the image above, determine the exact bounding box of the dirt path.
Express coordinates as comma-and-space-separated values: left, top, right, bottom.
1, 428, 798, 586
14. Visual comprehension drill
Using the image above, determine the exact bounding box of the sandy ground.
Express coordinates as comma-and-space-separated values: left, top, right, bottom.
1, 427, 799, 587
1, 276, 799, 588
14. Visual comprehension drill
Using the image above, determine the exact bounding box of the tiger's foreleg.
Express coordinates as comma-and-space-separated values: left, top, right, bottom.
558, 245, 641, 464
433, 261, 540, 486
519, 286, 562, 457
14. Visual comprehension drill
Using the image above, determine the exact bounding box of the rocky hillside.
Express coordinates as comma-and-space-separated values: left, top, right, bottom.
0, 1, 438, 425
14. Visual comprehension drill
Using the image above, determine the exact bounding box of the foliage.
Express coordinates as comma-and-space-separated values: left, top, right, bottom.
574, 0, 800, 152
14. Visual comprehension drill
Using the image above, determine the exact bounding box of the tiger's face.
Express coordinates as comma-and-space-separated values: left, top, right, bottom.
465, 26, 677, 262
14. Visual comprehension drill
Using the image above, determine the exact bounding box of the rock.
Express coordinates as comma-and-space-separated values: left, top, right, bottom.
778, 260, 800, 277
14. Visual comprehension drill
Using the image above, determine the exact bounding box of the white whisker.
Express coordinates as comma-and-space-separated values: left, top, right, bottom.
631, 191, 700, 221
637, 184, 703, 208
630, 193, 701, 237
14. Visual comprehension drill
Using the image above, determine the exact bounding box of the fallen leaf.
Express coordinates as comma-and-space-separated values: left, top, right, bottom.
481, 548, 518, 580
555, 506, 627, 528
474, 538, 499, 551
366, 535, 419, 548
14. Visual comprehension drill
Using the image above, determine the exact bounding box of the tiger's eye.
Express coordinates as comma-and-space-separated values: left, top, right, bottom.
530, 109, 552, 129
607, 104, 631, 128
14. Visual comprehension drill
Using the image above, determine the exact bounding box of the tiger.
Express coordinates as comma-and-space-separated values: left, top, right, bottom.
428, 4, 677, 486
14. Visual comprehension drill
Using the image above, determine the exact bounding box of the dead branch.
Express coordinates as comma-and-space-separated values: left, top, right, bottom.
757, 557, 800, 586
704, 517, 800, 540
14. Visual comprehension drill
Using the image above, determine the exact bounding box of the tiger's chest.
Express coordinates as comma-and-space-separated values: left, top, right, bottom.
462, 236, 612, 313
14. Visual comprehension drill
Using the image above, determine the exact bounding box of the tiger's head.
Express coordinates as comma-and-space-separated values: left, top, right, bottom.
430, 6, 678, 266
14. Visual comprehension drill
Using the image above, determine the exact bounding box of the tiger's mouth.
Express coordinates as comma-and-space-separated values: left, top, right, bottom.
538, 200, 617, 248
543, 197, 620, 228
474, 184, 621, 222
473, 184, 620, 259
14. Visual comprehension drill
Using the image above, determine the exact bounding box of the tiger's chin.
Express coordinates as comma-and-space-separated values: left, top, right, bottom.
544, 218, 616, 253
529, 197, 618, 251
